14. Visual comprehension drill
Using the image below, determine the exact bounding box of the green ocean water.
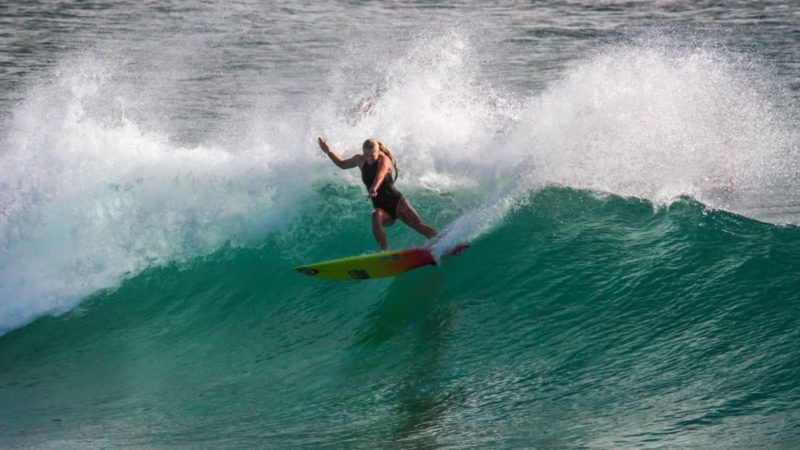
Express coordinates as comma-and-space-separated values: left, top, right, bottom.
2, 188, 798, 448
2, 0, 800, 448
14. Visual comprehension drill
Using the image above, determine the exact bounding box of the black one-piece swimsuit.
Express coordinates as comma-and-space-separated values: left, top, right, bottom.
360, 160, 403, 220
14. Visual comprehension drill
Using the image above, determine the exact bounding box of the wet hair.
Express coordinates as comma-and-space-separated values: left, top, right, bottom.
363, 139, 398, 180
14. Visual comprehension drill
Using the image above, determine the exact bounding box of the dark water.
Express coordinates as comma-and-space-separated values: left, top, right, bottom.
1, 1, 799, 448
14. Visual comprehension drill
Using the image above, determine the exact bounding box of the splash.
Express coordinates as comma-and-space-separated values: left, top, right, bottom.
0, 58, 316, 333
1, 33, 797, 333
434, 41, 799, 254
517, 44, 798, 218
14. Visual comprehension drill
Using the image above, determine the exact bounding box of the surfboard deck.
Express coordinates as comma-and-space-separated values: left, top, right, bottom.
295, 244, 468, 280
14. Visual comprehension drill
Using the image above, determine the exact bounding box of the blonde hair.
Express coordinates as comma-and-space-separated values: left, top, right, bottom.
363, 139, 398, 180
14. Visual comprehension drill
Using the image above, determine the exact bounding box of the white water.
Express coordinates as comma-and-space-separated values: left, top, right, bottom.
432, 41, 799, 257
1, 33, 797, 332
0, 57, 317, 333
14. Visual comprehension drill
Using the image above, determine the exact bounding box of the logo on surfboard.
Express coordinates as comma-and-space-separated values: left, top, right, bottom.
347, 269, 370, 279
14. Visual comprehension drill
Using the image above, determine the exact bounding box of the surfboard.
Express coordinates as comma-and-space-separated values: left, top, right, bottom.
295, 244, 468, 280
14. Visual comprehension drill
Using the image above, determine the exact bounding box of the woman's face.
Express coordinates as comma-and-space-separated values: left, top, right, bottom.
362, 141, 379, 164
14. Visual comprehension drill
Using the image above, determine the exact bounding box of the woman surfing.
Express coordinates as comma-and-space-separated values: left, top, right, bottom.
317, 137, 437, 251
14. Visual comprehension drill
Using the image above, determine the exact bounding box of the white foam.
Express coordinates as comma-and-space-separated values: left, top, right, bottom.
1, 34, 797, 332
432, 41, 799, 253
516, 45, 798, 212
0, 58, 319, 333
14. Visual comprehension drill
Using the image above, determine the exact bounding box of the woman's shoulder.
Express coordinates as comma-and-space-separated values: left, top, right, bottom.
377, 152, 392, 167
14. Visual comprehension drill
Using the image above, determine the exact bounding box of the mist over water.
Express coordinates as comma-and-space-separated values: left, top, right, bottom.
1, 1, 799, 448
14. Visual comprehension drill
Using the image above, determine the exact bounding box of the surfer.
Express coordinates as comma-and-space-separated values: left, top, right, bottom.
317, 137, 437, 251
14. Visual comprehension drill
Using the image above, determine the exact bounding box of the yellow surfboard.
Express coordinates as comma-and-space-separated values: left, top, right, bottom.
295, 244, 468, 281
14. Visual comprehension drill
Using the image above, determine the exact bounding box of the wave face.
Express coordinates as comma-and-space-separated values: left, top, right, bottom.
1, 1, 799, 448
1, 189, 799, 448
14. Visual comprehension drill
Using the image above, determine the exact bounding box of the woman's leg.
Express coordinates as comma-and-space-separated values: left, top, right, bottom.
396, 197, 437, 239
371, 208, 394, 251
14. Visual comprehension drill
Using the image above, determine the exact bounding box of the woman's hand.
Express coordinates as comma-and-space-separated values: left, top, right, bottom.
317, 137, 330, 154
368, 187, 378, 198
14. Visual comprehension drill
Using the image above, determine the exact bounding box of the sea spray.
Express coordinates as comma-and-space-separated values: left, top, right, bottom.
434, 41, 799, 249
0, 59, 316, 333
514, 44, 798, 218
1, 33, 797, 333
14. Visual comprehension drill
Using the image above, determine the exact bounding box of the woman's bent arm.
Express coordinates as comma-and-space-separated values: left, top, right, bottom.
368, 156, 392, 197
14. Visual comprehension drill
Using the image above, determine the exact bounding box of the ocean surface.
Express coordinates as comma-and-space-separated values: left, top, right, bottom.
1, 1, 799, 448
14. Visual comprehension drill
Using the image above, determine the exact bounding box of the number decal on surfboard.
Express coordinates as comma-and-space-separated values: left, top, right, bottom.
347, 269, 370, 280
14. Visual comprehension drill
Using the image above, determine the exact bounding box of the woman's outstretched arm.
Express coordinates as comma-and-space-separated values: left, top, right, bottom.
318, 137, 362, 169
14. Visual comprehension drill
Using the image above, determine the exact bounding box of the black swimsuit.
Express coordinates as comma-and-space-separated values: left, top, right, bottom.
360, 159, 403, 220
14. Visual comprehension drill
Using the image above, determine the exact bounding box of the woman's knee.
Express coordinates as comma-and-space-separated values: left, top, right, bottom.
372, 208, 393, 225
